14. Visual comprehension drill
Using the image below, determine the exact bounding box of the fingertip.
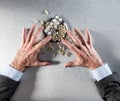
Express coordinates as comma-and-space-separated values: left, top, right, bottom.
48, 35, 52, 38
39, 26, 44, 30
86, 29, 90, 34
33, 23, 36, 26
86, 28, 89, 31
46, 35, 52, 41
61, 39, 67, 45
74, 28, 78, 31
85, 29, 88, 35
43, 36, 52, 43
31, 24, 36, 29
67, 30, 71, 33
64, 65, 68, 68
46, 61, 52, 65
61, 39, 65, 42
44, 63, 50, 66
64, 64, 70, 68
22, 27, 25, 31
48, 62, 52, 65
41, 25, 44, 28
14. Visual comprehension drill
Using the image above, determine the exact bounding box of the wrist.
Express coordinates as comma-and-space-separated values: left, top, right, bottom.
90, 62, 104, 70
0, 65, 23, 81
10, 62, 26, 72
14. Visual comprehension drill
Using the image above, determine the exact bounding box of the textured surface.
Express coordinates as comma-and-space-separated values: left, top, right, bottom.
0, 0, 120, 101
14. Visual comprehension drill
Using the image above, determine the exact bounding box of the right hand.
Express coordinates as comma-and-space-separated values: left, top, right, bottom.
62, 28, 104, 70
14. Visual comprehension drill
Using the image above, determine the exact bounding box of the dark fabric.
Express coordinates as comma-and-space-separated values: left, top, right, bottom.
0, 73, 120, 101
0, 75, 19, 101
96, 73, 120, 101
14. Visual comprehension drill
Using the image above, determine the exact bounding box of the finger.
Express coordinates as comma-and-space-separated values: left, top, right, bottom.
74, 28, 89, 47
85, 29, 93, 48
30, 50, 37, 59
75, 28, 92, 55
31, 61, 52, 67
22, 28, 27, 47
61, 39, 91, 62
34, 35, 51, 50
61, 39, 80, 56
64, 60, 80, 68
67, 30, 82, 47
24, 24, 36, 47
29, 26, 44, 46
29, 36, 51, 54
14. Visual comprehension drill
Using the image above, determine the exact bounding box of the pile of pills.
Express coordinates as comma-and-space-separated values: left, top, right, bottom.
33, 15, 73, 58
43, 15, 68, 42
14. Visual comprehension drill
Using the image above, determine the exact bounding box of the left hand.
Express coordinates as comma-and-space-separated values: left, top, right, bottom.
11, 24, 52, 72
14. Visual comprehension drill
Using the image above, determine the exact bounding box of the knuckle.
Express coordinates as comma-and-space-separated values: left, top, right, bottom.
69, 45, 74, 49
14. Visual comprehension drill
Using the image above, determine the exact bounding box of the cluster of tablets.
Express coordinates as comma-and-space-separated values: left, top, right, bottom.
43, 15, 68, 42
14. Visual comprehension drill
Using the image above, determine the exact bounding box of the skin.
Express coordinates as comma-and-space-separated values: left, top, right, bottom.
11, 24, 103, 71
61, 28, 104, 70
11, 24, 52, 72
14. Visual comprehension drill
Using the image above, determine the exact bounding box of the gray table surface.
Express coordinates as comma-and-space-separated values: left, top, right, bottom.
0, 0, 120, 101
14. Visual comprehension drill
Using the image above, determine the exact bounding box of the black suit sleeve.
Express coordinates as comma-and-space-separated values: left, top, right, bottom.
96, 73, 120, 101
0, 75, 19, 101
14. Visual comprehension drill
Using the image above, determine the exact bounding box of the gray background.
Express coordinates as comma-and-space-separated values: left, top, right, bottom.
0, 0, 120, 101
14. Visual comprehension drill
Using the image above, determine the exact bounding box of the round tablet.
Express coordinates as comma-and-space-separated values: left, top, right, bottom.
52, 19, 56, 22
56, 21, 60, 25
49, 22, 53, 26
44, 29, 48, 33
47, 26, 50, 29
58, 18, 62, 22
48, 31, 52, 35
55, 16, 59, 19
54, 25, 57, 29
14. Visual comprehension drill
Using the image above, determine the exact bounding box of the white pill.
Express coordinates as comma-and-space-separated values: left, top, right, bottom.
46, 26, 49, 29
64, 23, 68, 30
48, 31, 52, 35
56, 21, 60, 25
55, 16, 59, 19
54, 25, 57, 28
52, 19, 56, 22
44, 29, 48, 33
50, 22, 53, 26
58, 18, 62, 22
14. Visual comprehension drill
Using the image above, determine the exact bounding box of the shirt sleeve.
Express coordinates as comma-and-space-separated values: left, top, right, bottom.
91, 64, 112, 81
0, 65, 23, 81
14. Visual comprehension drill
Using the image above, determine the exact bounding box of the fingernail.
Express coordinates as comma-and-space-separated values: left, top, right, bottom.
74, 28, 77, 30
40, 26, 44, 29
47, 35, 52, 39
64, 66, 69, 68
33, 23, 36, 27
67, 30, 70, 33
61, 39, 64, 42
47, 62, 52, 65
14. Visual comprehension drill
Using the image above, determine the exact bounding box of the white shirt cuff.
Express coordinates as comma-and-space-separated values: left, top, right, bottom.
91, 64, 112, 81
0, 65, 23, 81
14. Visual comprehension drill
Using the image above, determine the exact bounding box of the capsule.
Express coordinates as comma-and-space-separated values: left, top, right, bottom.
52, 53, 56, 58
42, 10, 49, 14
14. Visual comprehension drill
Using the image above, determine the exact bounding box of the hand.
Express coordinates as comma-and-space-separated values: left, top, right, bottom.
61, 28, 103, 70
11, 24, 52, 72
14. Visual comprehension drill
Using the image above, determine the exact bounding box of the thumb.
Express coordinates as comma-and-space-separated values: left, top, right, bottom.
64, 60, 80, 68
31, 61, 52, 67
